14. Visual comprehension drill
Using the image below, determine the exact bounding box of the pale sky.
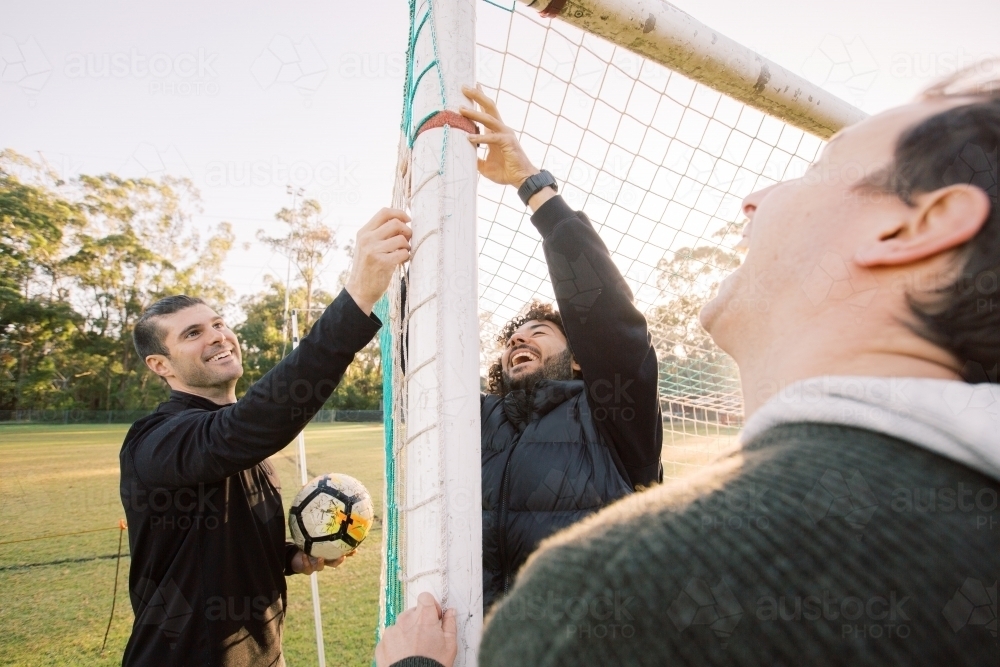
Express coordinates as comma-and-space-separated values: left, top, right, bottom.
2, 0, 997, 313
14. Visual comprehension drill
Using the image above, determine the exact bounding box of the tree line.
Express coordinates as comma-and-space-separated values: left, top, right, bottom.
0, 150, 381, 412
2, 147, 739, 414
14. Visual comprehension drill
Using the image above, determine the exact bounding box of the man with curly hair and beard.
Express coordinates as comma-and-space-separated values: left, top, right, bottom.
463, 85, 664, 612
485, 302, 578, 395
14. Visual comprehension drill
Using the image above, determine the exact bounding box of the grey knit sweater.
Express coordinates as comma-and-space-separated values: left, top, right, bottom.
477, 421, 1000, 665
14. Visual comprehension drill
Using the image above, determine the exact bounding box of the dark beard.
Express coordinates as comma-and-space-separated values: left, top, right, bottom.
500, 348, 574, 395
175, 355, 243, 391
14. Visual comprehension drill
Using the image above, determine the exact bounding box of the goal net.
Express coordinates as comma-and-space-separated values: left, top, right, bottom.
377, 0, 863, 661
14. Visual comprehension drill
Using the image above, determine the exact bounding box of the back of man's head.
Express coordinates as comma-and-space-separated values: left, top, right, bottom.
871, 66, 1000, 380
133, 295, 206, 360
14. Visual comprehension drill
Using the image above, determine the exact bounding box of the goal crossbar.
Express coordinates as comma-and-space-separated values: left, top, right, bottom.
520, 0, 868, 138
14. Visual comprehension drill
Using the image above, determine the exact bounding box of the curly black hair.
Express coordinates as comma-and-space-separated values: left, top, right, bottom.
486, 301, 580, 395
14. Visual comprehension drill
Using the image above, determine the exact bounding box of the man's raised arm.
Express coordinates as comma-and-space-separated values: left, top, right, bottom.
129, 208, 412, 487
532, 196, 663, 489
461, 85, 662, 489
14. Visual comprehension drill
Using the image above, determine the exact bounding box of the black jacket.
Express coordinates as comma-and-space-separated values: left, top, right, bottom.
119, 289, 380, 667
481, 196, 663, 610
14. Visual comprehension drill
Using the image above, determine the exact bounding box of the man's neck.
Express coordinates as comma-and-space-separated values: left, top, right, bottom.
736, 317, 961, 419
168, 382, 237, 406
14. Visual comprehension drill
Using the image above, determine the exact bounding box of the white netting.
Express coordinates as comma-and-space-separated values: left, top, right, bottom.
379, 0, 835, 652
474, 0, 824, 477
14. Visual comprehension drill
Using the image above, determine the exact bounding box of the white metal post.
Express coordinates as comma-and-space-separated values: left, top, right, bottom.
291, 310, 327, 667
518, 0, 866, 138
404, 0, 483, 662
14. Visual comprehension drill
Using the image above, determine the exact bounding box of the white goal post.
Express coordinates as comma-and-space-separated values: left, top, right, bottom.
394, 0, 483, 666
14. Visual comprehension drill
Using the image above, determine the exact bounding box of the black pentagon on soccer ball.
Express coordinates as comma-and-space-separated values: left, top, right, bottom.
288, 477, 367, 555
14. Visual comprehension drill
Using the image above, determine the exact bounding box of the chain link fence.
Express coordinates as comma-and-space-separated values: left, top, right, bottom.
0, 409, 384, 424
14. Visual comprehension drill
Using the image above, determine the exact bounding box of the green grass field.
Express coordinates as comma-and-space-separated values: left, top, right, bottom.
0, 423, 386, 667
0, 421, 737, 666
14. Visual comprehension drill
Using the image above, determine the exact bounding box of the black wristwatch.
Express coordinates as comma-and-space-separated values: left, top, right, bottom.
517, 170, 558, 206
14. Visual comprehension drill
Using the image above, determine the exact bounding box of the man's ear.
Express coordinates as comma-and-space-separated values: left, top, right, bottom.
145, 354, 173, 380
570, 356, 581, 373
855, 184, 991, 268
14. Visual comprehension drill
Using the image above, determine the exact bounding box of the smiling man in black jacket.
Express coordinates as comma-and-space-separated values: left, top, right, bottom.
119, 207, 411, 667
468, 85, 663, 611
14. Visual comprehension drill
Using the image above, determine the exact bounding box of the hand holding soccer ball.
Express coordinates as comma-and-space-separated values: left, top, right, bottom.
289, 548, 356, 574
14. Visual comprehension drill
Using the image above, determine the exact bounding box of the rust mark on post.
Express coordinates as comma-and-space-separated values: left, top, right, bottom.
752, 64, 770, 95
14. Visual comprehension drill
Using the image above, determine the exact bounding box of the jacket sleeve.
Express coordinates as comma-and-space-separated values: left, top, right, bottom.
130, 289, 382, 487
284, 542, 300, 576
531, 195, 663, 488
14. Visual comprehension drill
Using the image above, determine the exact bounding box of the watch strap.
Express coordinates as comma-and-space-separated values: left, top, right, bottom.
517, 170, 558, 206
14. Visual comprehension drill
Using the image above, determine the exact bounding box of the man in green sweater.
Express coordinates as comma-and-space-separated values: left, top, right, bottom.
377, 64, 1000, 666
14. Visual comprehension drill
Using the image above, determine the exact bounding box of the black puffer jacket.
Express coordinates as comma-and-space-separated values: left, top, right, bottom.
481, 195, 663, 610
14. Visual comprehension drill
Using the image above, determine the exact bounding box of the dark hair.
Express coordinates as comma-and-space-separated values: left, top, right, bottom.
860, 61, 1000, 381
486, 301, 580, 394
133, 295, 206, 360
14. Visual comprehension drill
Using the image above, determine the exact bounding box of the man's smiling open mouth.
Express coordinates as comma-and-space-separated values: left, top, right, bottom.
509, 348, 539, 370
206, 349, 233, 363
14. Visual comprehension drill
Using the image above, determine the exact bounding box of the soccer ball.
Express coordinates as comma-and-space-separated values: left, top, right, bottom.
288, 473, 374, 560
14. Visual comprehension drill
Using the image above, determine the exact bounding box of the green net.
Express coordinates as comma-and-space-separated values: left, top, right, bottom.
374, 295, 403, 635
